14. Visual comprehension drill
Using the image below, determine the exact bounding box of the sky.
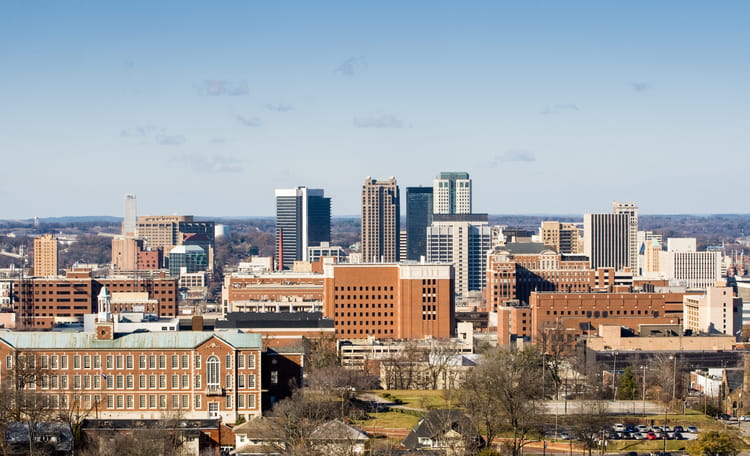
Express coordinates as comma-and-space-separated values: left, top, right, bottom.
1, 1, 748, 218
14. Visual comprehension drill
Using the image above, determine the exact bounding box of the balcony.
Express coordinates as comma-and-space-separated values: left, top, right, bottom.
206, 385, 223, 396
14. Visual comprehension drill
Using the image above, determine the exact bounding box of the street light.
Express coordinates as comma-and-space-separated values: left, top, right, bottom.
612, 350, 618, 401
641, 365, 647, 416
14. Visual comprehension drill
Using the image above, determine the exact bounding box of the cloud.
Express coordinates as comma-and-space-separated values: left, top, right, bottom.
264, 103, 294, 112
235, 115, 262, 127
121, 125, 186, 146
631, 82, 651, 92
335, 56, 366, 76
353, 113, 404, 128
170, 154, 243, 173
491, 150, 536, 166
540, 103, 580, 115
201, 80, 249, 96
120, 125, 157, 137
155, 134, 186, 146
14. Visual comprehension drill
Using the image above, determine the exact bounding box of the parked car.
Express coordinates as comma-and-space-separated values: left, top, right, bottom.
613, 423, 626, 432
686, 426, 699, 433
673, 426, 684, 433
646, 432, 658, 440
741, 416, 750, 422
636, 425, 649, 432
633, 432, 646, 440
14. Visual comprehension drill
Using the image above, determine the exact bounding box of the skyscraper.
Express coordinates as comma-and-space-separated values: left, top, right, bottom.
583, 201, 638, 271
33, 234, 58, 277
122, 194, 137, 236
405, 186, 433, 261
612, 201, 639, 273
275, 187, 331, 270
427, 214, 491, 295
361, 177, 400, 263
433, 172, 472, 215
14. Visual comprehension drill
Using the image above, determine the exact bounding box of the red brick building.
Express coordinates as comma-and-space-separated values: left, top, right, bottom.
10, 269, 178, 329
322, 263, 454, 339
0, 328, 263, 423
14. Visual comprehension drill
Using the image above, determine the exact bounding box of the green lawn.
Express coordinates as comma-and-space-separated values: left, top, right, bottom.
354, 411, 422, 430
374, 389, 454, 410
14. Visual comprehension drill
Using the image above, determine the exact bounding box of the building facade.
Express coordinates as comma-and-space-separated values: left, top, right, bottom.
322, 263, 454, 339
539, 221, 582, 254
33, 234, 58, 278
405, 186, 433, 261
432, 172, 471, 215
683, 286, 742, 338
583, 213, 631, 271
361, 177, 400, 263
275, 187, 331, 270
0, 329, 263, 423
427, 214, 491, 295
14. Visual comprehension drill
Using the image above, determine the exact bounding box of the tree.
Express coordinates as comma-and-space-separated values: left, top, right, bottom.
458, 346, 544, 456
617, 366, 638, 400
690, 431, 738, 456
568, 401, 612, 456
538, 321, 575, 399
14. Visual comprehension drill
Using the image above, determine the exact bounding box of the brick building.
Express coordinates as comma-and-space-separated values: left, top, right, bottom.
0, 329, 263, 423
221, 272, 324, 315
323, 263, 454, 339
485, 243, 616, 310
8, 269, 178, 329
527, 290, 688, 343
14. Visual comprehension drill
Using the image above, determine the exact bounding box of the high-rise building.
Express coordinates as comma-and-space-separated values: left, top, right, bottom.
427, 214, 491, 295
136, 215, 215, 270
361, 177, 400, 263
275, 187, 331, 270
405, 187, 433, 261
584, 202, 638, 271
123, 194, 137, 235
433, 172, 471, 215
612, 202, 639, 272
33, 234, 58, 277
540, 221, 582, 254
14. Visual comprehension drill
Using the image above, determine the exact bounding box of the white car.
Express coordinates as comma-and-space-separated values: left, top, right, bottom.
613, 423, 626, 432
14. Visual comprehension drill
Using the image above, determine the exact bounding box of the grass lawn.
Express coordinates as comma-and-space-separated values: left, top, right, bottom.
374, 389, 455, 410
354, 411, 421, 430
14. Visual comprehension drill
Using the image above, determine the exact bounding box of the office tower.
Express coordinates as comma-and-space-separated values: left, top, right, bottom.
427, 214, 491, 295
433, 171, 471, 215
168, 245, 208, 276
136, 215, 215, 270
123, 194, 137, 235
33, 234, 58, 277
275, 187, 331, 270
612, 202, 639, 272
659, 238, 721, 289
540, 221, 582, 254
361, 177, 400, 263
405, 187, 433, 261
583, 202, 638, 271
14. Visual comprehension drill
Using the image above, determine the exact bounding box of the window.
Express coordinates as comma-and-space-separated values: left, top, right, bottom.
74, 355, 81, 369
127, 395, 134, 409
226, 395, 232, 408
106, 395, 114, 409
270, 371, 278, 385
237, 394, 244, 408
139, 355, 146, 369
195, 355, 201, 369
207, 356, 220, 387
94, 355, 101, 369
159, 394, 167, 409
171, 355, 179, 369
126, 375, 134, 389
225, 354, 232, 369
82, 355, 90, 369
194, 375, 201, 389
51, 355, 58, 369
74, 375, 81, 390
139, 395, 146, 409
159, 375, 167, 389
171, 394, 179, 409
149, 375, 156, 389
41, 355, 49, 369
126, 355, 133, 369
247, 394, 256, 409
194, 395, 201, 409
106, 355, 113, 369
181, 394, 189, 409
159, 355, 166, 369
116, 375, 124, 389
182, 375, 189, 389
116, 395, 124, 409
93, 375, 101, 389
247, 354, 256, 369
237, 375, 245, 389
149, 395, 156, 409
4, 355, 10, 369
181, 355, 189, 369
247, 374, 256, 388
237, 355, 244, 369
172, 375, 179, 389
106, 376, 114, 389
149, 355, 156, 369
61, 355, 68, 369
139, 375, 146, 389
83, 375, 90, 389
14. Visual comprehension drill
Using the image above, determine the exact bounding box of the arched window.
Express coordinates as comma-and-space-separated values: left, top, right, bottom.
206, 356, 219, 387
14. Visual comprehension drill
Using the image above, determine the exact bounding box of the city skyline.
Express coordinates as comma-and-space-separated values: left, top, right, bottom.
1, 2, 748, 218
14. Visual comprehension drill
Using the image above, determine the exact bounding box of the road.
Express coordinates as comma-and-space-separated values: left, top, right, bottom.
543, 400, 668, 415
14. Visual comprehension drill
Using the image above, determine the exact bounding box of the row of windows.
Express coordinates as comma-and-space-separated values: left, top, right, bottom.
334, 312, 394, 318
6, 353, 256, 371
545, 309, 659, 317
334, 295, 395, 301
337, 328, 394, 335
333, 303, 394, 309
335, 320, 394, 326
32, 373, 258, 390
334, 286, 395, 291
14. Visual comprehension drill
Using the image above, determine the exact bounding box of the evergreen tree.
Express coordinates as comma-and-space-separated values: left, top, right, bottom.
617, 365, 638, 400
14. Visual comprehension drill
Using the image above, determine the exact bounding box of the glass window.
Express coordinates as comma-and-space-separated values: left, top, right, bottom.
207, 356, 219, 387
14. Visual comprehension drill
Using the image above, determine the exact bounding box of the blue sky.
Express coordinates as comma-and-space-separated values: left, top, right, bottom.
1, 1, 748, 218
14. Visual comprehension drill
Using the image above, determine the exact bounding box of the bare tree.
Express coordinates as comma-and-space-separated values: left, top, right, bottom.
538, 322, 575, 399
380, 340, 424, 390
458, 346, 544, 456
567, 401, 612, 456
423, 339, 463, 390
